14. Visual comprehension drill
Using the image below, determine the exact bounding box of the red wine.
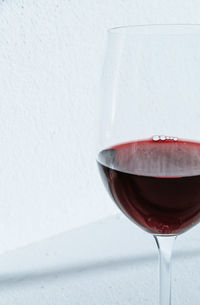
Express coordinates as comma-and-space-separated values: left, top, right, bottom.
97, 137, 200, 235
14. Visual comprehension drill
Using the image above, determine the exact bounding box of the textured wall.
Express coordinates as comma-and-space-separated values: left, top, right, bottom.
0, 0, 200, 253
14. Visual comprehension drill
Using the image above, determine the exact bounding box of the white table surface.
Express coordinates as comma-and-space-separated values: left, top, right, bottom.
0, 215, 199, 305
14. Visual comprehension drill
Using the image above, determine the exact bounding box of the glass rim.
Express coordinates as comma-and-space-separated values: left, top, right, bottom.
108, 24, 200, 35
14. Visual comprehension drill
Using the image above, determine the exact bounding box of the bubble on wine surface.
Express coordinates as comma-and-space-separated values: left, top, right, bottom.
153, 135, 160, 141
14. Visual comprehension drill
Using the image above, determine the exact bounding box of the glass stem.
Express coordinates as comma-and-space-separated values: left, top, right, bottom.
154, 235, 176, 305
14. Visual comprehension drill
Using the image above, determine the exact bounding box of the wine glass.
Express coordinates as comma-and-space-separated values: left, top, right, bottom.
97, 24, 200, 305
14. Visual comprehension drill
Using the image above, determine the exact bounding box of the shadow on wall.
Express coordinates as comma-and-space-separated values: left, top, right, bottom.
0, 248, 199, 289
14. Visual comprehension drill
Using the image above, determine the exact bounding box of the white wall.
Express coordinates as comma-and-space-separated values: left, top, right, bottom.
0, 0, 200, 253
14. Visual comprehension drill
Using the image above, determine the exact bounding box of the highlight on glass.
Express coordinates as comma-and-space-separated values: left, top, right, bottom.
97, 24, 200, 305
